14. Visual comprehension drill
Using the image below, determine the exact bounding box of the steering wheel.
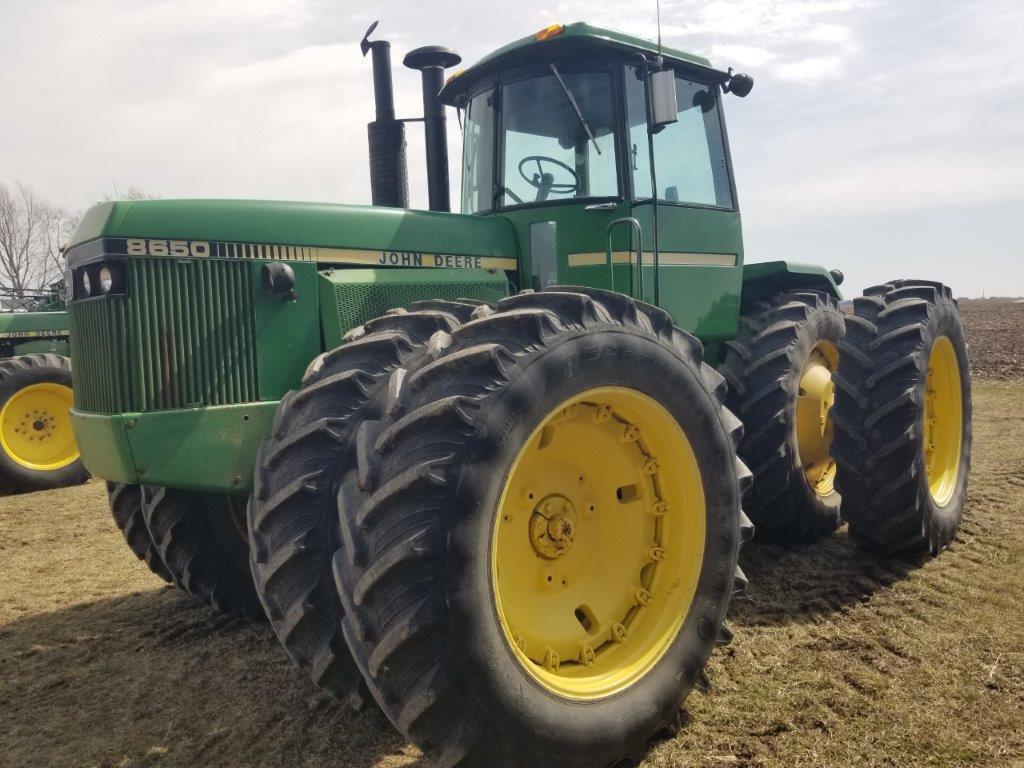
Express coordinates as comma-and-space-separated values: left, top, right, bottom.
517, 156, 580, 200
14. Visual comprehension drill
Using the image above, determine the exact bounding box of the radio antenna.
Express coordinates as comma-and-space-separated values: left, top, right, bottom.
656, 0, 662, 53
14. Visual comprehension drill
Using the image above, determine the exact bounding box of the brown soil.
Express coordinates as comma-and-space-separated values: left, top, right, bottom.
1, 390, 1022, 767
958, 298, 1024, 380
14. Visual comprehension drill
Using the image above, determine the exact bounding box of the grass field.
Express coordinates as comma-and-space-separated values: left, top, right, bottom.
1, 380, 1022, 768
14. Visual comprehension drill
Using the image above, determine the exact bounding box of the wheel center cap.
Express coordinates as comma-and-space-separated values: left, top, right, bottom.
529, 495, 578, 559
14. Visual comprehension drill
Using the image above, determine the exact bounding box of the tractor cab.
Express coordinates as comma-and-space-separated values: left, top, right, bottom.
438, 22, 753, 340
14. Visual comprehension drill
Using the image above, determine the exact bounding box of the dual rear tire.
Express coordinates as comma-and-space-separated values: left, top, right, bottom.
719, 291, 844, 539
832, 280, 971, 553
721, 280, 970, 554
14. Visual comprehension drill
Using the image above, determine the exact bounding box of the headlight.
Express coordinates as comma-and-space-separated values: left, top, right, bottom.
99, 266, 114, 294
80, 269, 92, 297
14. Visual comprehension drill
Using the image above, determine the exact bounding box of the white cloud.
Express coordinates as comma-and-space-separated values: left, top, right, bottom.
0, 0, 1022, 297
804, 23, 852, 43
773, 55, 844, 82
712, 44, 776, 67
209, 44, 352, 89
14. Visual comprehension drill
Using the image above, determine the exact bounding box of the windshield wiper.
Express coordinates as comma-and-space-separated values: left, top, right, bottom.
549, 64, 601, 156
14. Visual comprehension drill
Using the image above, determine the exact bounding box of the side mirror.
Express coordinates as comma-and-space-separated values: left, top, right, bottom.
648, 69, 678, 132
724, 72, 754, 98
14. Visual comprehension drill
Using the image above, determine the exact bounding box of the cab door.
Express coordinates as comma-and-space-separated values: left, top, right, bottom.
484, 62, 634, 294
623, 64, 744, 342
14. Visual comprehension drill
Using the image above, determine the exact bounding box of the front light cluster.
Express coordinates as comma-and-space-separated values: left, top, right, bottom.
73, 260, 127, 299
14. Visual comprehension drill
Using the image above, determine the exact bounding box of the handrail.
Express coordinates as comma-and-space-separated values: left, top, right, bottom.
605, 217, 643, 299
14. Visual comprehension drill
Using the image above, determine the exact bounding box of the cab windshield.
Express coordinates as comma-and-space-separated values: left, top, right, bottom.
459, 68, 619, 214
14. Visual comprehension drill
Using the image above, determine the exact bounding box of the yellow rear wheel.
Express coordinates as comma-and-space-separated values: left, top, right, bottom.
923, 336, 963, 506
493, 387, 705, 699
796, 341, 838, 497
0, 381, 79, 471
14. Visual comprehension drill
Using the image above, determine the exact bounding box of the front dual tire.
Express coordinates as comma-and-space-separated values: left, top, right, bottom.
326, 288, 751, 767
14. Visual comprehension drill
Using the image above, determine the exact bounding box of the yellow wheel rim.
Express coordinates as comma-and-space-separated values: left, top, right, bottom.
796, 341, 839, 497
924, 336, 963, 505
0, 382, 79, 471
492, 387, 706, 700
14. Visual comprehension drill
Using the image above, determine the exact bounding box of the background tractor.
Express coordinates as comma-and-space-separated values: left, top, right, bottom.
63, 21, 972, 768
0, 284, 88, 492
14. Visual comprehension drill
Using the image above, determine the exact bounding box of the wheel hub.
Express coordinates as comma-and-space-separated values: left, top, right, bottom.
529, 495, 578, 559
492, 387, 707, 700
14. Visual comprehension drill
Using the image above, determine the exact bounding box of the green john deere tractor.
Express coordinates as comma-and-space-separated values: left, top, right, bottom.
0, 285, 88, 491
64, 21, 972, 768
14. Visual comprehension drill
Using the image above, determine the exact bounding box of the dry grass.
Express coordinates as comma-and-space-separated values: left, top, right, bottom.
1, 381, 1022, 768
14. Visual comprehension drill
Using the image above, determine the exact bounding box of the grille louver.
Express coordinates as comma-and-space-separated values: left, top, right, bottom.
70, 259, 258, 413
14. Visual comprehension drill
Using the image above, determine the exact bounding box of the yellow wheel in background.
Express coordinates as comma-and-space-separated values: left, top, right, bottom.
492, 386, 706, 700
924, 336, 963, 506
0, 382, 79, 471
796, 340, 839, 498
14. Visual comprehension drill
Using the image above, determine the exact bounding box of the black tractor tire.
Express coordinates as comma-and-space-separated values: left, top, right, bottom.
331, 287, 753, 768
142, 485, 264, 620
107, 482, 172, 582
0, 353, 89, 492
832, 280, 972, 554
248, 301, 480, 708
718, 291, 845, 539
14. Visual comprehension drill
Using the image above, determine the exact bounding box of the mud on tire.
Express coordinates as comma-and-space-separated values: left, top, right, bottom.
143, 486, 264, 620
248, 301, 480, 707
331, 287, 753, 768
718, 291, 844, 539
832, 280, 972, 554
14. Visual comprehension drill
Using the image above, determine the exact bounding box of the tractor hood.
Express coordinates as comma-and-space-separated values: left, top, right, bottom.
66, 199, 519, 270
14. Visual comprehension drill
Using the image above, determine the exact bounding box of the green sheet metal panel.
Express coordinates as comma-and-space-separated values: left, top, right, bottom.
67, 200, 520, 266
251, 260, 321, 400
70, 401, 278, 493
628, 204, 744, 341
317, 268, 511, 349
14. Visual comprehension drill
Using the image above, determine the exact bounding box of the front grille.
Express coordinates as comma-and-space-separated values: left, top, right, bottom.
70, 258, 259, 413
333, 279, 509, 333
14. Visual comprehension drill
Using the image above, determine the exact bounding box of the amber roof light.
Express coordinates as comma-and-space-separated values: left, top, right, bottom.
534, 23, 565, 41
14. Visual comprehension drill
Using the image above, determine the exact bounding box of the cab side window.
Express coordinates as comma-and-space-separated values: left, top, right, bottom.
625, 65, 734, 208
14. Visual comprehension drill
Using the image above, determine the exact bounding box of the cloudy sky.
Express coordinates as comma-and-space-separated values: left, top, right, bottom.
2, 0, 1022, 297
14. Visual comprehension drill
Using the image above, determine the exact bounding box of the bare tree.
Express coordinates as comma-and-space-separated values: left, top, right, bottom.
0, 182, 81, 297
105, 183, 157, 202
0, 181, 156, 301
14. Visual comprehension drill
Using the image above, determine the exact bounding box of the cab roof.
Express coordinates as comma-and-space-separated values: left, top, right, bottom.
440, 22, 725, 107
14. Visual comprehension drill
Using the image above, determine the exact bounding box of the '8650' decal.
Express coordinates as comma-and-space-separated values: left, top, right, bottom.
126, 239, 211, 257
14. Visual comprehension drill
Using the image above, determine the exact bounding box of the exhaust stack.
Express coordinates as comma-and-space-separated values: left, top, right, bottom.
404, 46, 462, 213
361, 22, 409, 208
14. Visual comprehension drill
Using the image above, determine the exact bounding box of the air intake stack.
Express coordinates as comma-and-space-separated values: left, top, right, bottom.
404, 45, 462, 212
361, 22, 409, 208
